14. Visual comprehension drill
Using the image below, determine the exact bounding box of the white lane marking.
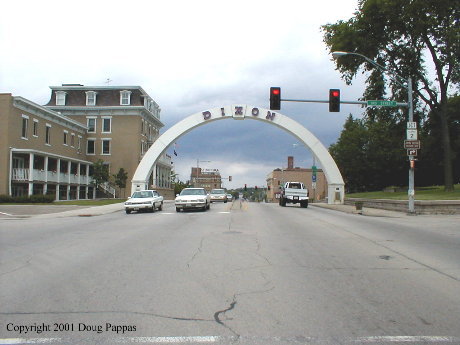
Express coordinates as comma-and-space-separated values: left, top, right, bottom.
0, 339, 61, 344
355, 336, 460, 342
116, 336, 221, 343
218, 212, 230, 214
0, 212, 13, 216
2, 336, 460, 344
160, 213, 175, 215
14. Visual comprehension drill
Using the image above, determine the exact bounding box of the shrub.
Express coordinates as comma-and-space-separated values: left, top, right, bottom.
0, 195, 14, 203
0, 194, 55, 203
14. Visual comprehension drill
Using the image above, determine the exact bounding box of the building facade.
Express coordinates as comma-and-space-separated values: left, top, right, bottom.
190, 168, 222, 191
0, 93, 95, 199
44, 84, 173, 198
266, 156, 327, 202
0, 85, 174, 199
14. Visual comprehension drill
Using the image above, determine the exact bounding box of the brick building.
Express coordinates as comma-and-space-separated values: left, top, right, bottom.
266, 156, 327, 202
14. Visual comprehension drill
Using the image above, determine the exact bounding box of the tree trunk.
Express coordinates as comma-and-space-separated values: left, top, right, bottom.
438, 101, 454, 191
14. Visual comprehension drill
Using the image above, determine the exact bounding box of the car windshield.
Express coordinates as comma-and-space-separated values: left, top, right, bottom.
131, 191, 153, 198
211, 189, 225, 194
180, 189, 206, 196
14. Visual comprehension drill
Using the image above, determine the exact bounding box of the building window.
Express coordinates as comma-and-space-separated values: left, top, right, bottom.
85, 91, 96, 106
33, 119, 39, 137
87, 117, 96, 133
45, 124, 51, 145
63, 130, 68, 145
56, 91, 66, 105
102, 117, 111, 133
87, 139, 96, 155
77, 135, 82, 151
120, 90, 131, 105
70, 133, 75, 147
102, 139, 111, 155
21, 115, 29, 139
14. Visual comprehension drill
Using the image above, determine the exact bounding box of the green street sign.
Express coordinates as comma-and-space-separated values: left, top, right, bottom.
367, 100, 398, 107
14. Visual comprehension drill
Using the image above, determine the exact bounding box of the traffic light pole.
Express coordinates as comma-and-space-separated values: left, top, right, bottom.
280, 98, 408, 107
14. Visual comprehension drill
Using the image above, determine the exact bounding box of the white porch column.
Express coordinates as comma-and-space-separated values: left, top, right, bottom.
28, 153, 34, 196
67, 161, 71, 200
44, 156, 49, 195
56, 158, 61, 200
76, 163, 81, 200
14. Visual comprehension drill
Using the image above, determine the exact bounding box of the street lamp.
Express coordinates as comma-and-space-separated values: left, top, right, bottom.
332, 51, 415, 214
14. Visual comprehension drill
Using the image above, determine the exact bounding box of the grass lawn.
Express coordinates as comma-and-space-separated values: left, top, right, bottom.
53, 199, 127, 206
347, 184, 460, 200
0, 199, 126, 206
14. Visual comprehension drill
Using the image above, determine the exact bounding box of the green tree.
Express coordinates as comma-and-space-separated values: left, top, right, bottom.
91, 159, 110, 191
322, 0, 460, 191
113, 168, 128, 197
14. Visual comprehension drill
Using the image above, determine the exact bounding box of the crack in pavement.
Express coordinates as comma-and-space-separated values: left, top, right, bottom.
213, 297, 240, 339
186, 237, 205, 268
0, 310, 213, 322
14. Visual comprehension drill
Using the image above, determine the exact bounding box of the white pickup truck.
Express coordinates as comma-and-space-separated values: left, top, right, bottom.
125, 190, 164, 214
279, 182, 309, 208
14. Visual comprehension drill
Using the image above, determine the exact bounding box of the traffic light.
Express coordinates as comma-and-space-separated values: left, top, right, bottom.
229, 176, 232, 182
255, 186, 258, 190
244, 184, 247, 191
329, 89, 340, 112
270, 87, 281, 110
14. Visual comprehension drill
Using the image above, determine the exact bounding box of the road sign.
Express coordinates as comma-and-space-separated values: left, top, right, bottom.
407, 122, 417, 129
367, 100, 398, 107
406, 129, 418, 140
407, 149, 418, 156
404, 140, 421, 149
312, 175, 317, 182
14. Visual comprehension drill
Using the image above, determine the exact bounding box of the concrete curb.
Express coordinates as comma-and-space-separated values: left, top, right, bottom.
310, 203, 408, 218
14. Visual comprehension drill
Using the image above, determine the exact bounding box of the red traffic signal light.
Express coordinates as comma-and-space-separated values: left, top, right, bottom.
329, 89, 340, 112
270, 87, 281, 110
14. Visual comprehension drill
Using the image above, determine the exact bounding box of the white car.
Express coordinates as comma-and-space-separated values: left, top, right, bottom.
125, 190, 164, 214
175, 188, 211, 212
227, 194, 233, 201
210, 188, 228, 203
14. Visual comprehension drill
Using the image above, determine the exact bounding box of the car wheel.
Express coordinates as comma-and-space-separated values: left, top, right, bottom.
176, 207, 180, 212
224, 200, 227, 203
158, 202, 163, 211
301, 201, 309, 208
207, 202, 210, 210
125, 209, 131, 214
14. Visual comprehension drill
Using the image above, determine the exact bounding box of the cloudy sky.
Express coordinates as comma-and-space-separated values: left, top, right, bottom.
0, 0, 367, 189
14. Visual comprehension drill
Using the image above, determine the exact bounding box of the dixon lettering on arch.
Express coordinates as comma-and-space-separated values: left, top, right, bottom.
202, 107, 277, 122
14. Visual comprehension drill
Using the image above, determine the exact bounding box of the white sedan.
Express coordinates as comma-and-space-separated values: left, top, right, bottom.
125, 190, 164, 214
175, 188, 211, 212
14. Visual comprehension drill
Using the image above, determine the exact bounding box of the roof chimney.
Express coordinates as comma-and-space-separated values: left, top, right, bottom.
288, 156, 294, 169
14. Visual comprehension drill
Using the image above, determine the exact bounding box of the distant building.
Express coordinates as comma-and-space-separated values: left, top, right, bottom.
190, 168, 222, 191
266, 156, 327, 202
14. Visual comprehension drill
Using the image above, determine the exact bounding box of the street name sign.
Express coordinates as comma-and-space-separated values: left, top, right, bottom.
367, 100, 398, 107
404, 140, 421, 149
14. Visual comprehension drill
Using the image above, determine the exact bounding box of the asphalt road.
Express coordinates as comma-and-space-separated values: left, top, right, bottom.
1, 201, 459, 345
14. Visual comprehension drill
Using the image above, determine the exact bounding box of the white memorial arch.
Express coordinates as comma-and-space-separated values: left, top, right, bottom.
131, 105, 345, 204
